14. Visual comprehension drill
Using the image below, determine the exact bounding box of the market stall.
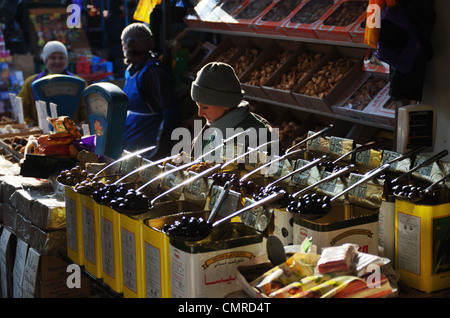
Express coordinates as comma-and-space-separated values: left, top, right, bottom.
0, 0, 448, 301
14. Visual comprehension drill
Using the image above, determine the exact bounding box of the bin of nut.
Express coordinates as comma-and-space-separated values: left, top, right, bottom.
262, 43, 329, 106
228, 0, 274, 32
191, 36, 246, 75
240, 40, 299, 99
314, 0, 369, 42
231, 38, 269, 78
282, 0, 337, 39
252, 0, 304, 36
339, 74, 389, 111
291, 46, 364, 113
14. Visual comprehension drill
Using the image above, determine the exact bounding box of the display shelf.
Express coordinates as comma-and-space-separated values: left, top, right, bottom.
247, 95, 394, 131
189, 26, 372, 49
181, 0, 397, 132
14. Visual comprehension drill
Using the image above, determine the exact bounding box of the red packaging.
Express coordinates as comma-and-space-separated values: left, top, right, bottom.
282, 0, 338, 40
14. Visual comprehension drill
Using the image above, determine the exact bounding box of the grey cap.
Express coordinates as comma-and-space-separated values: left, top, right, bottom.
191, 62, 244, 108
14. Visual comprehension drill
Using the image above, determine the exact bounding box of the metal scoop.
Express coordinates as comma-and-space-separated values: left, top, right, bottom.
164, 190, 286, 242
149, 163, 221, 207
113, 152, 184, 185
264, 155, 328, 189
285, 124, 334, 154
391, 149, 449, 185
237, 124, 334, 181
394, 172, 450, 203
331, 139, 387, 166
292, 164, 357, 199
328, 163, 391, 204
92, 145, 155, 179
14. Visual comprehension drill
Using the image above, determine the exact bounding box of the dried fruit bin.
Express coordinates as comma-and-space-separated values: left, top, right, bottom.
204, 0, 249, 31
227, 0, 275, 33
332, 72, 390, 121
282, 0, 338, 39
262, 42, 330, 107
252, 0, 304, 36
191, 36, 248, 76
230, 37, 270, 79
240, 39, 301, 100
291, 45, 365, 114
314, 0, 369, 42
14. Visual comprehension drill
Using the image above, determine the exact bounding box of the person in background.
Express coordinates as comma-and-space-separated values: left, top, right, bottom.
17, 40, 87, 126
190, 61, 275, 160
120, 22, 181, 160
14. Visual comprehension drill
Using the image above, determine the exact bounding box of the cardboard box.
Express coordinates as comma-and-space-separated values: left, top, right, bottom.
262, 42, 330, 107
227, 0, 274, 33
314, 0, 369, 43
282, 0, 338, 39
291, 45, 365, 113
252, 0, 303, 36
240, 40, 300, 100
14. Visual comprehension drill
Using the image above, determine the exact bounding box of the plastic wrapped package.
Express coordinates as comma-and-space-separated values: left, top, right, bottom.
9, 188, 65, 230
29, 224, 66, 255
316, 243, 358, 274
268, 274, 331, 298
0, 175, 53, 203
31, 195, 66, 230
253, 252, 320, 294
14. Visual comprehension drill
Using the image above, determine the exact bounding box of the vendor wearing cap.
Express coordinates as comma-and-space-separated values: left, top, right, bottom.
17, 40, 87, 126
190, 61, 274, 159
120, 22, 181, 160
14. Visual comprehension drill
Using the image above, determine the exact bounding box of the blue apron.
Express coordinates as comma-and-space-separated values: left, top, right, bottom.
122, 60, 164, 158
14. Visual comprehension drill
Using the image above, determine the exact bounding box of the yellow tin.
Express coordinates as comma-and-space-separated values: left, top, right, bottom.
395, 197, 450, 293
100, 204, 123, 294
142, 204, 207, 298
119, 211, 147, 298
81, 194, 102, 279
292, 204, 379, 255
65, 186, 84, 266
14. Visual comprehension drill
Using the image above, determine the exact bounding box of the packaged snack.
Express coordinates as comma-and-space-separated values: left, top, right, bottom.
316, 243, 358, 274
268, 274, 330, 298
253, 252, 319, 294
291, 275, 361, 298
